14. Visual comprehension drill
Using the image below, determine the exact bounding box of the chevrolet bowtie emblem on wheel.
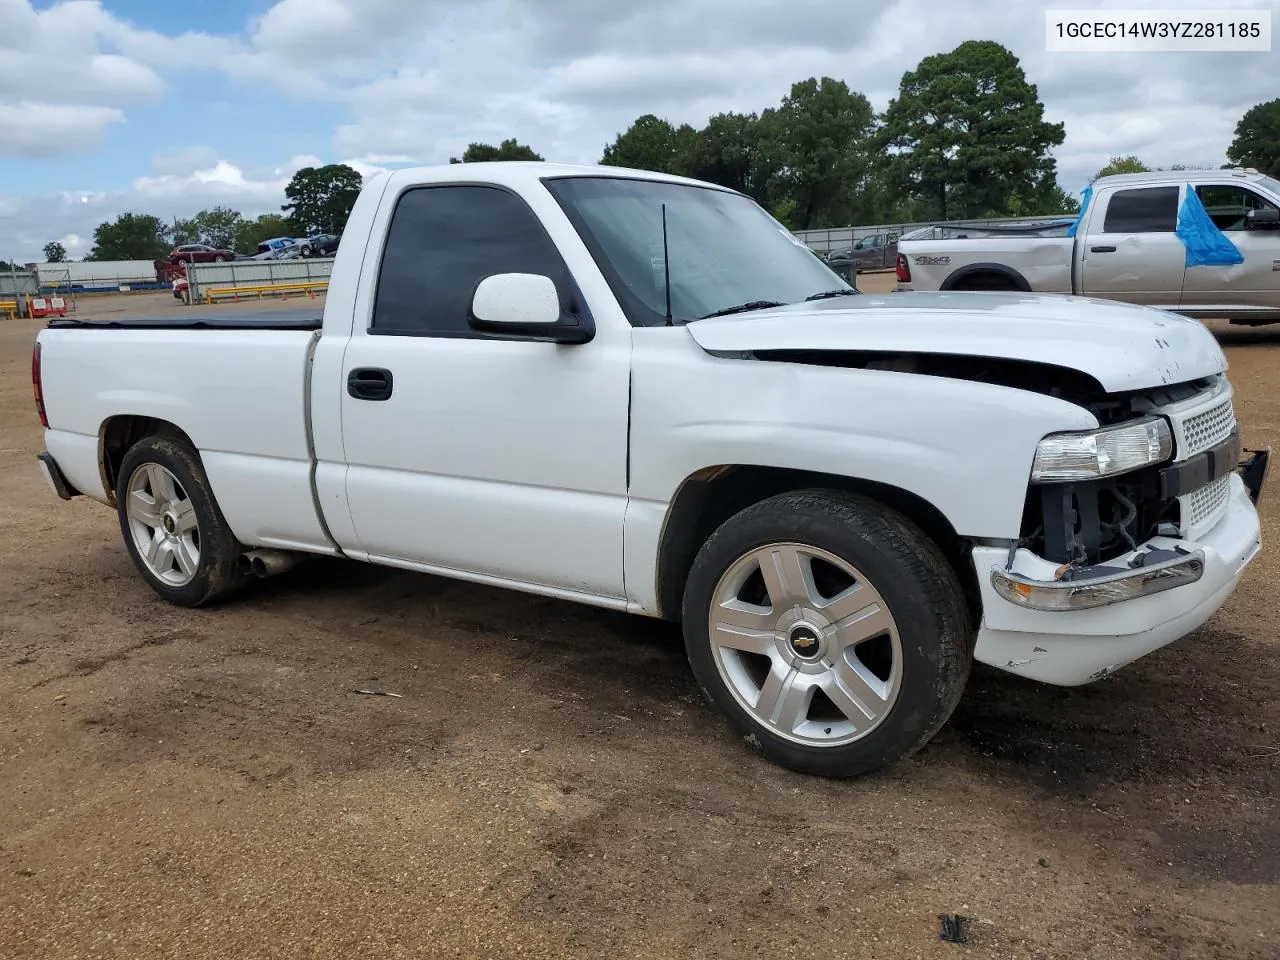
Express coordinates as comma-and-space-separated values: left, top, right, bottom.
787, 625, 823, 660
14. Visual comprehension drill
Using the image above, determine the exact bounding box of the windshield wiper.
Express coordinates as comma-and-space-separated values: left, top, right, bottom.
698, 300, 786, 319
804, 289, 859, 301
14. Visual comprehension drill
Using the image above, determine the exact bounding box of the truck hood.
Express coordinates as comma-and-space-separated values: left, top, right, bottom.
684, 291, 1227, 393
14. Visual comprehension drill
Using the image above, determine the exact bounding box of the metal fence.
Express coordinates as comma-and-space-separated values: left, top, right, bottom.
1, 269, 40, 298
793, 214, 1075, 255
187, 257, 335, 302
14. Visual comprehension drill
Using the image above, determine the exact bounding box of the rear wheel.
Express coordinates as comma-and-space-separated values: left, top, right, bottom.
115, 435, 250, 607
681, 490, 972, 778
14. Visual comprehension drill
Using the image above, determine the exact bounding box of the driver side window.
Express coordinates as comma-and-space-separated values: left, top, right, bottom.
1195, 184, 1278, 232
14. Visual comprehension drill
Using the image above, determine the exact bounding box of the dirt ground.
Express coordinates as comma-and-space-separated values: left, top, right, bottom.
2, 288, 1277, 960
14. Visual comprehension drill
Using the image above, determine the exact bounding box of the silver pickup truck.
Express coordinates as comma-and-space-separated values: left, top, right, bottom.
895, 169, 1280, 326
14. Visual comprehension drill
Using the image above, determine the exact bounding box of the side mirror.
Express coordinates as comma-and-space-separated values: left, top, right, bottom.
1244, 207, 1280, 229
468, 273, 593, 344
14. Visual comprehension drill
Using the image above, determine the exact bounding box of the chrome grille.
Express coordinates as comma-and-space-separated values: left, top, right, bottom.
1181, 396, 1235, 457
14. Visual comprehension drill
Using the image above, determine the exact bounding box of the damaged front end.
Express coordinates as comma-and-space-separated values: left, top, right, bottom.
999, 374, 1269, 611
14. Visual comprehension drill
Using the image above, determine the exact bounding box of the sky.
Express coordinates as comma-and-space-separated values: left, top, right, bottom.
1, 0, 1277, 262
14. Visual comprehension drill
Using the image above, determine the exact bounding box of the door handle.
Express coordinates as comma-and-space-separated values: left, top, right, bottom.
1090, 245, 1117, 253
347, 367, 394, 401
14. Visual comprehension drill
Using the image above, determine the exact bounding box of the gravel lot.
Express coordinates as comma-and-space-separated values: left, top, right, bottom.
2, 286, 1277, 959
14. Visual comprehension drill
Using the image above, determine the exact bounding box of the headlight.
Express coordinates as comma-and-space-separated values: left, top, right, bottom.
1031, 417, 1172, 483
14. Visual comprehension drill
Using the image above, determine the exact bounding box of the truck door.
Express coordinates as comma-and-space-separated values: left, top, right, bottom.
1180, 182, 1280, 320
1080, 185, 1185, 310
335, 182, 631, 600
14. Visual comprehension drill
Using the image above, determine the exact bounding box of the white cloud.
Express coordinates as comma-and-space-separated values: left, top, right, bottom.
0, 0, 160, 158
0, 102, 125, 157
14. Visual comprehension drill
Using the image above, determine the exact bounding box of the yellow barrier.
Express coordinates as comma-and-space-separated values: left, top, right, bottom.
203, 281, 329, 304
0, 299, 17, 321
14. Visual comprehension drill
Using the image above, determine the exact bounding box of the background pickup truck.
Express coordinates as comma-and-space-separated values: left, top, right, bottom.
823, 231, 899, 278
33, 162, 1268, 779
896, 168, 1280, 325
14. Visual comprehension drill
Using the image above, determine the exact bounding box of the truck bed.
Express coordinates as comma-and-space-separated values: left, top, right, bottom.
38, 314, 329, 553
46, 307, 323, 331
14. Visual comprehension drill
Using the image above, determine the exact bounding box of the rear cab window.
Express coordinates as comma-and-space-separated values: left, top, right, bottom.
1101, 187, 1180, 233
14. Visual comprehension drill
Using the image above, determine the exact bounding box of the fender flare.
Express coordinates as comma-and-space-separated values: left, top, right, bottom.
940, 262, 1032, 292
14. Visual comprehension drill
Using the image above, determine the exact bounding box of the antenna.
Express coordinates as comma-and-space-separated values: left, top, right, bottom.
661, 202, 673, 326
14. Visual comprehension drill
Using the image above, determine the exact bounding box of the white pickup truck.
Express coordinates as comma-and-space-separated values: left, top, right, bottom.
32, 162, 1269, 778
896, 168, 1280, 325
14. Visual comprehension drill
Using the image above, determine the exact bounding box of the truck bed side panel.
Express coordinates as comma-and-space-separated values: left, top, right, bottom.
39, 328, 332, 551
899, 238, 1074, 292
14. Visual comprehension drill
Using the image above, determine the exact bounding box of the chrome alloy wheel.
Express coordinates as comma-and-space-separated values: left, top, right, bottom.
125, 463, 200, 586
707, 542, 903, 747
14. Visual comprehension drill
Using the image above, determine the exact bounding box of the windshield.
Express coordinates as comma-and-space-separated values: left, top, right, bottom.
544, 176, 853, 325
1257, 175, 1280, 201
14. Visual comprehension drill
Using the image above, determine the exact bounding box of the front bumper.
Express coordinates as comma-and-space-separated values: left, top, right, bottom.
972, 466, 1264, 686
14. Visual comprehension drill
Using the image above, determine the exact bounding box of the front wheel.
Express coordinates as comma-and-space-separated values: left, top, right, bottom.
115, 435, 250, 607
681, 490, 972, 778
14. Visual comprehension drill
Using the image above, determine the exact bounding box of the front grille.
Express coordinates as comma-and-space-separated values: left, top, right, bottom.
1182, 396, 1235, 457
1181, 474, 1231, 538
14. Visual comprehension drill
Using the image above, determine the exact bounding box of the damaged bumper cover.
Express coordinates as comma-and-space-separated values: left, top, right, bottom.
996, 446, 1268, 614
972, 460, 1265, 687
991, 546, 1205, 612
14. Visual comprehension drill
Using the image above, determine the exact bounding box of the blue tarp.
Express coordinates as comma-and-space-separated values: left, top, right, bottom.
1066, 184, 1092, 238
1176, 185, 1244, 268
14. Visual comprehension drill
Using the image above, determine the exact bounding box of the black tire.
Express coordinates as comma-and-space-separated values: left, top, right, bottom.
115, 434, 250, 607
681, 489, 973, 778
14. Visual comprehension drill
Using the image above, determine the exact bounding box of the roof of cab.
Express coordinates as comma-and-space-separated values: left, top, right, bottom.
382, 160, 735, 192
1093, 167, 1267, 188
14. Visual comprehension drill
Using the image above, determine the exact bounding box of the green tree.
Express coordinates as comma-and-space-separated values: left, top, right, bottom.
600, 114, 697, 175
188, 207, 245, 250
756, 77, 875, 229
282, 163, 363, 235
1092, 155, 1150, 180
87, 213, 171, 261
234, 213, 294, 254
43, 241, 67, 262
1003, 175, 1080, 216
686, 111, 767, 199
879, 40, 1066, 221
170, 216, 200, 246
1226, 98, 1280, 178
449, 139, 544, 163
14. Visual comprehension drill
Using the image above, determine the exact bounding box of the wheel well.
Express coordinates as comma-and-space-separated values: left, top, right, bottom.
655, 465, 980, 626
99, 416, 196, 504
941, 263, 1030, 292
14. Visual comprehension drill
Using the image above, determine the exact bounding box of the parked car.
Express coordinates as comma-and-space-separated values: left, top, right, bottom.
248, 237, 303, 261
895, 168, 1280, 325
168, 243, 235, 265
300, 233, 340, 257
825, 231, 899, 278
171, 277, 188, 302
32, 162, 1269, 779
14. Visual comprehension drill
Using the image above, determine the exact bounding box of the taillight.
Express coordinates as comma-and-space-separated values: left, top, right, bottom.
895, 253, 911, 283
32, 342, 48, 428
